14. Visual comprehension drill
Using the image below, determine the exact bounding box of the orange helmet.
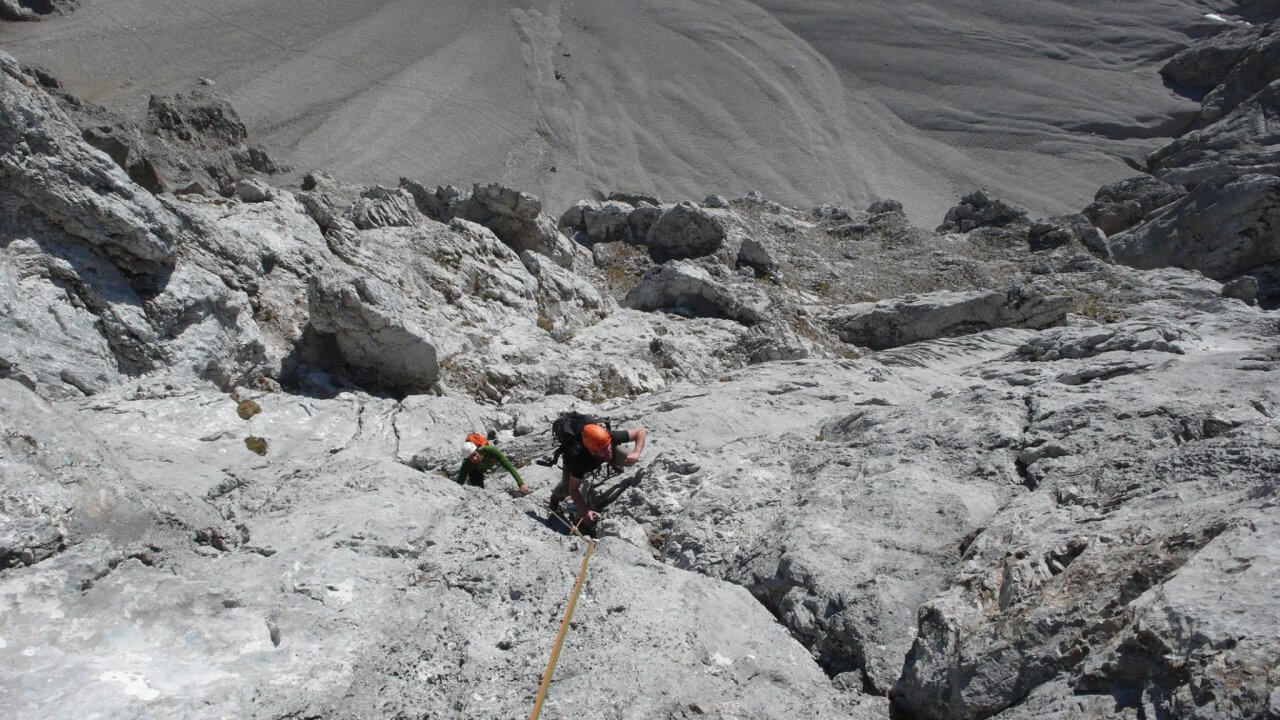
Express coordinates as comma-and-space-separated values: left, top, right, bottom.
581, 424, 611, 454
465, 432, 488, 448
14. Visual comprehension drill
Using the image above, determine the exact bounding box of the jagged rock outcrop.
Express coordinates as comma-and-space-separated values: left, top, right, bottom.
937, 191, 1030, 233
63, 89, 283, 198
1027, 214, 1104, 253
1149, 78, 1280, 186
1108, 172, 1280, 280
1, 55, 181, 268
0, 0, 77, 21
405, 181, 578, 268
827, 286, 1072, 350
1161, 24, 1263, 91
623, 261, 767, 325
1197, 21, 1280, 124
1082, 175, 1188, 236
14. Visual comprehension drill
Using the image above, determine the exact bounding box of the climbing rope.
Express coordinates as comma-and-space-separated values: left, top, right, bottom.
529, 508, 597, 720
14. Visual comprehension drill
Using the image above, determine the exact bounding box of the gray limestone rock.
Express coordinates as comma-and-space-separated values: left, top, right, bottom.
1083, 175, 1188, 236
1222, 274, 1260, 304
1028, 214, 1102, 252
234, 178, 273, 203
937, 190, 1030, 233
1149, 78, 1280, 187
644, 202, 729, 262
0, 53, 180, 267
606, 190, 659, 206
1160, 25, 1262, 91
306, 273, 439, 394
827, 286, 1073, 350
0, 0, 77, 21
559, 199, 636, 245
350, 186, 420, 229
1198, 23, 1280, 124
736, 237, 777, 276
429, 183, 578, 268
624, 262, 767, 325
867, 198, 904, 215
1108, 172, 1280, 280
4, 38, 1280, 720
1015, 318, 1195, 360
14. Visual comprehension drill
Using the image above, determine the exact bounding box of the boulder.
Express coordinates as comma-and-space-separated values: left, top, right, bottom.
1027, 214, 1102, 252
867, 199, 904, 215
623, 262, 766, 325
1083, 175, 1188, 236
644, 202, 728, 262
306, 274, 439, 394
1160, 25, 1262, 91
827, 286, 1072, 350
558, 199, 636, 245
736, 237, 777, 276
350, 186, 420, 230
937, 190, 1029, 233
1108, 173, 1280, 280
1222, 274, 1260, 304
234, 178, 274, 203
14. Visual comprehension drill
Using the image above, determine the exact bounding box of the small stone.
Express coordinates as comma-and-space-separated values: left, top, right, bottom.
245, 436, 269, 456
236, 399, 262, 420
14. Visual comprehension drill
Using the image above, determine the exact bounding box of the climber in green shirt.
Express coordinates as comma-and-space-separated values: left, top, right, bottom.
456, 433, 530, 495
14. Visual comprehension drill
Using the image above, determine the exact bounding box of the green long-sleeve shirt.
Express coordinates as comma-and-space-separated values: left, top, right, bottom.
456, 444, 524, 489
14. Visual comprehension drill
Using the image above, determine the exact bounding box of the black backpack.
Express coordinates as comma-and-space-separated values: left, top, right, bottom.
536, 411, 611, 467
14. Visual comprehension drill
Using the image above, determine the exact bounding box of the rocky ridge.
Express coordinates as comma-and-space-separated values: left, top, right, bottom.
2, 11, 1280, 720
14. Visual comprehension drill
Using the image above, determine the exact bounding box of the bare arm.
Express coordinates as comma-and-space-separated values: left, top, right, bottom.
623, 427, 647, 465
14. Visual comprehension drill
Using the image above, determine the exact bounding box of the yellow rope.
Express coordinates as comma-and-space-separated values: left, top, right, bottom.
529, 533, 596, 720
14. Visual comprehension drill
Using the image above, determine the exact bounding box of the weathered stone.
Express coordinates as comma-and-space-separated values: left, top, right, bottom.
736, 237, 777, 276
937, 190, 1030, 233
0, 0, 78, 21
1222, 274, 1260, 304
1198, 25, 1280, 123
306, 273, 439, 394
827, 286, 1072, 350
1015, 318, 1195, 361
350, 186, 420, 229
1083, 175, 1187, 236
606, 190, 659, 206
624, 262, 766, 325
1160, 25, 1262, 91
234, 178, 273, 203
0, 53, 181, 266
1108, 173, 1280, 280
1150, 78, 1280, 187
644, 202, 728, 262
1028, 214, 1100, 252
867, 199, 903, 215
